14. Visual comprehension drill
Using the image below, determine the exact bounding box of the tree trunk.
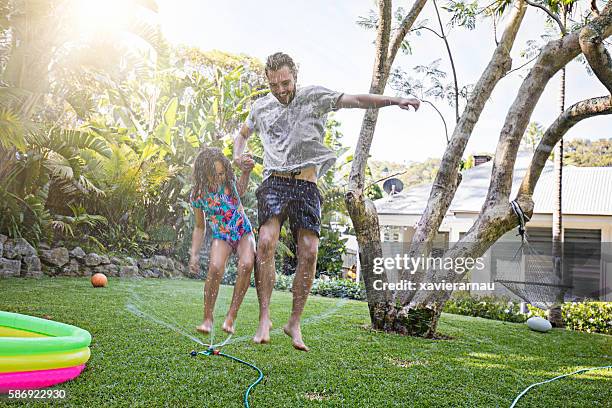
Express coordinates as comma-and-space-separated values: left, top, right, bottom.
385, 3, 612, 337
346, 0, 427, 330
348, 0, 612, 337
550, 64, 565, 327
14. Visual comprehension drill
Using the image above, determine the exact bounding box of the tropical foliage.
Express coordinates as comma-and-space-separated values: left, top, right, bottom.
0, 1, 352, 275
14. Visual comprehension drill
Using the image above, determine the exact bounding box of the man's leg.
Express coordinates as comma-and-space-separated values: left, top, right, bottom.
253, 217, 281, 344
283, 228, 319, 351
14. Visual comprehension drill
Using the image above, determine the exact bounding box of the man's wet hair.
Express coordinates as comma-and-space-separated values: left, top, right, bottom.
265, 52, 297, 79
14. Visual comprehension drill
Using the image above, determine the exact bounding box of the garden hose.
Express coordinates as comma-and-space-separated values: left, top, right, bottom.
190, 345, 264, 408
510, 365, 612, 407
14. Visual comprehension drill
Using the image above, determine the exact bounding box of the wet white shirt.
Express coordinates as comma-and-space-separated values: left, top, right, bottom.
246, 85, 343, 180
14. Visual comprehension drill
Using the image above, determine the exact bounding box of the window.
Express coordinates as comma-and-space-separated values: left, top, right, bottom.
382, 226, 401, 242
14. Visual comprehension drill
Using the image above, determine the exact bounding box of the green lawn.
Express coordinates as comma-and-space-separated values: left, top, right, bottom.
1, 277, 611, 407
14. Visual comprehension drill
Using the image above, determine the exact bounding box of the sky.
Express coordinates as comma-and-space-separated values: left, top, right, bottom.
156, 0, 611, 164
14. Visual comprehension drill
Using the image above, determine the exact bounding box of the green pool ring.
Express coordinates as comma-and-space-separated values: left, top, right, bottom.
0, 311, 91, 356
0, 347, 90, 373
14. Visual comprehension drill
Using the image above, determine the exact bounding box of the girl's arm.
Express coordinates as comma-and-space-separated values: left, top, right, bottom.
236, 168, 252, 197
189, 208, 206, 275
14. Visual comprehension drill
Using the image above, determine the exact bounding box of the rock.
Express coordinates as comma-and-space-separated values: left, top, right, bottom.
0, 258, 21, 277
69, 247, 86, 260
94, 264, 118, 277
80, 266, 93, 276
99, 255, 110, 265
40, 247, 69, 267
23, 269, 43, 278
2, 240, 17, 259
142, 268, 162, 278
125, 257, 138, 267
42, 264, 60, 277
110, 257, 122, 265
174, 261, 186, 273
85, 253, 102, 267
119, 266, 139, 278
21, 256, 42, 277
138, 258, 154, 270
0, 234, 6, 258
12, 238, 37, 258
152, 255, 172, 270
527, 316, 552, 333
38, 242, 50, 250
61, 259, 81, 277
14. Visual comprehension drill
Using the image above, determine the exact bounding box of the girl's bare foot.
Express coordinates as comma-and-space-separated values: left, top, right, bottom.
253, 319, 272, 344
283, 322, 308, 352
196, 320, 213, 334
222, 317, 235, 334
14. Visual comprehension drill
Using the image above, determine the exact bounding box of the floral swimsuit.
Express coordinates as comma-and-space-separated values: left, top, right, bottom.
191, 183, 253, 250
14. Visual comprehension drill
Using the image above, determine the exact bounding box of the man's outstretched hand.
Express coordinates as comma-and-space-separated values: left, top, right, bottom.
398, 97, 420, 111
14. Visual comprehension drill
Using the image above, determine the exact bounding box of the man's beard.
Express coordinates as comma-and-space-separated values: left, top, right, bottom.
275, 89, 295, 105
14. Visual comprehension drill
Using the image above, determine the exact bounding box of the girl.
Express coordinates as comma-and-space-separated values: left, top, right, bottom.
189, 147, 256, 335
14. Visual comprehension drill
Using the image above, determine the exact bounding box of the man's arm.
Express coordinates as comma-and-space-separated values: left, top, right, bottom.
233, 124, 254, 170
337, 94, 420, 111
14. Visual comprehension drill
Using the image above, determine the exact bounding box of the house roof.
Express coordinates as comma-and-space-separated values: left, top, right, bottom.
375, 152, 612, 216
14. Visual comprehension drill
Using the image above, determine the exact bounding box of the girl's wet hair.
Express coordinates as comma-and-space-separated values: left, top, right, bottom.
192, 147, 236, 199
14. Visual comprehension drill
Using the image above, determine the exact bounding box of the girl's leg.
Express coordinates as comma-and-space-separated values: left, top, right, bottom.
223, 233, 256, 334
196, 239, 232, 334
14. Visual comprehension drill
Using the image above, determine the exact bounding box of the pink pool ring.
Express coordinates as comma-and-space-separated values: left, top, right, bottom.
0, 365, 85, 393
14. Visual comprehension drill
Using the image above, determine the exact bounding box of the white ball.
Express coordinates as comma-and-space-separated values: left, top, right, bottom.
526, 316, 552, 333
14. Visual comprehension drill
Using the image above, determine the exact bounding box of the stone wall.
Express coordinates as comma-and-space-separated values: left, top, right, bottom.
0, 235, 186, 279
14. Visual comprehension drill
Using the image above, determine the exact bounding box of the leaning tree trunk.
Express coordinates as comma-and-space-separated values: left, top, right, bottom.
380, 1, 612, 337
345, 0, 427, 328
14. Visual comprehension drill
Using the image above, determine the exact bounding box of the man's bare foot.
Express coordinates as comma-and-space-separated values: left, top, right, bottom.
253, 319, 272, 344
283, 322, 309, 352
195, 320, 212, 334
222, 317, 235, 334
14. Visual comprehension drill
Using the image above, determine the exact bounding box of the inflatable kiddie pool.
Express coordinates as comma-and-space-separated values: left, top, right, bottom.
0, 311, 91, 392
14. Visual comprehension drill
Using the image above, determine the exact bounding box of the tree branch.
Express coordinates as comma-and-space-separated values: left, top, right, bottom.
484, 2, 612, 207
580, 21, 612, 94
384, 0, 429, 80
524, 0, 566, 35
372, 0, 393, 94
408, 0, 526, 247
432, 0, 460, 123
348, 0, 393, 195
399, 0, 527, 302
410, 25, 443, 39
518, 96, 612, 200
422, 99, 449, 143
412, 94, 612, 306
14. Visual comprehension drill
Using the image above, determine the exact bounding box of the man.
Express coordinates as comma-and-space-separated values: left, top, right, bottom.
234, 52, 419, 351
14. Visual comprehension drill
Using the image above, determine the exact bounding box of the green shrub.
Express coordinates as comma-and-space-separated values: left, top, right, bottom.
315, 227, 347, 279
310, 278, 366, 300
273, 274, 294, 291
526, 304, 547, 319
443, 294, 526, 323
267, 274, 365, 300
562, 302, 612, 335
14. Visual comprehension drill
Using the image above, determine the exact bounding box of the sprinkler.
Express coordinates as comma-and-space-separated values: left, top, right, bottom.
189, 342, 264, 408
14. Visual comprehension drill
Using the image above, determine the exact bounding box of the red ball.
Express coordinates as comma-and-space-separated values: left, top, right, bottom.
91, 273, 108, 288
